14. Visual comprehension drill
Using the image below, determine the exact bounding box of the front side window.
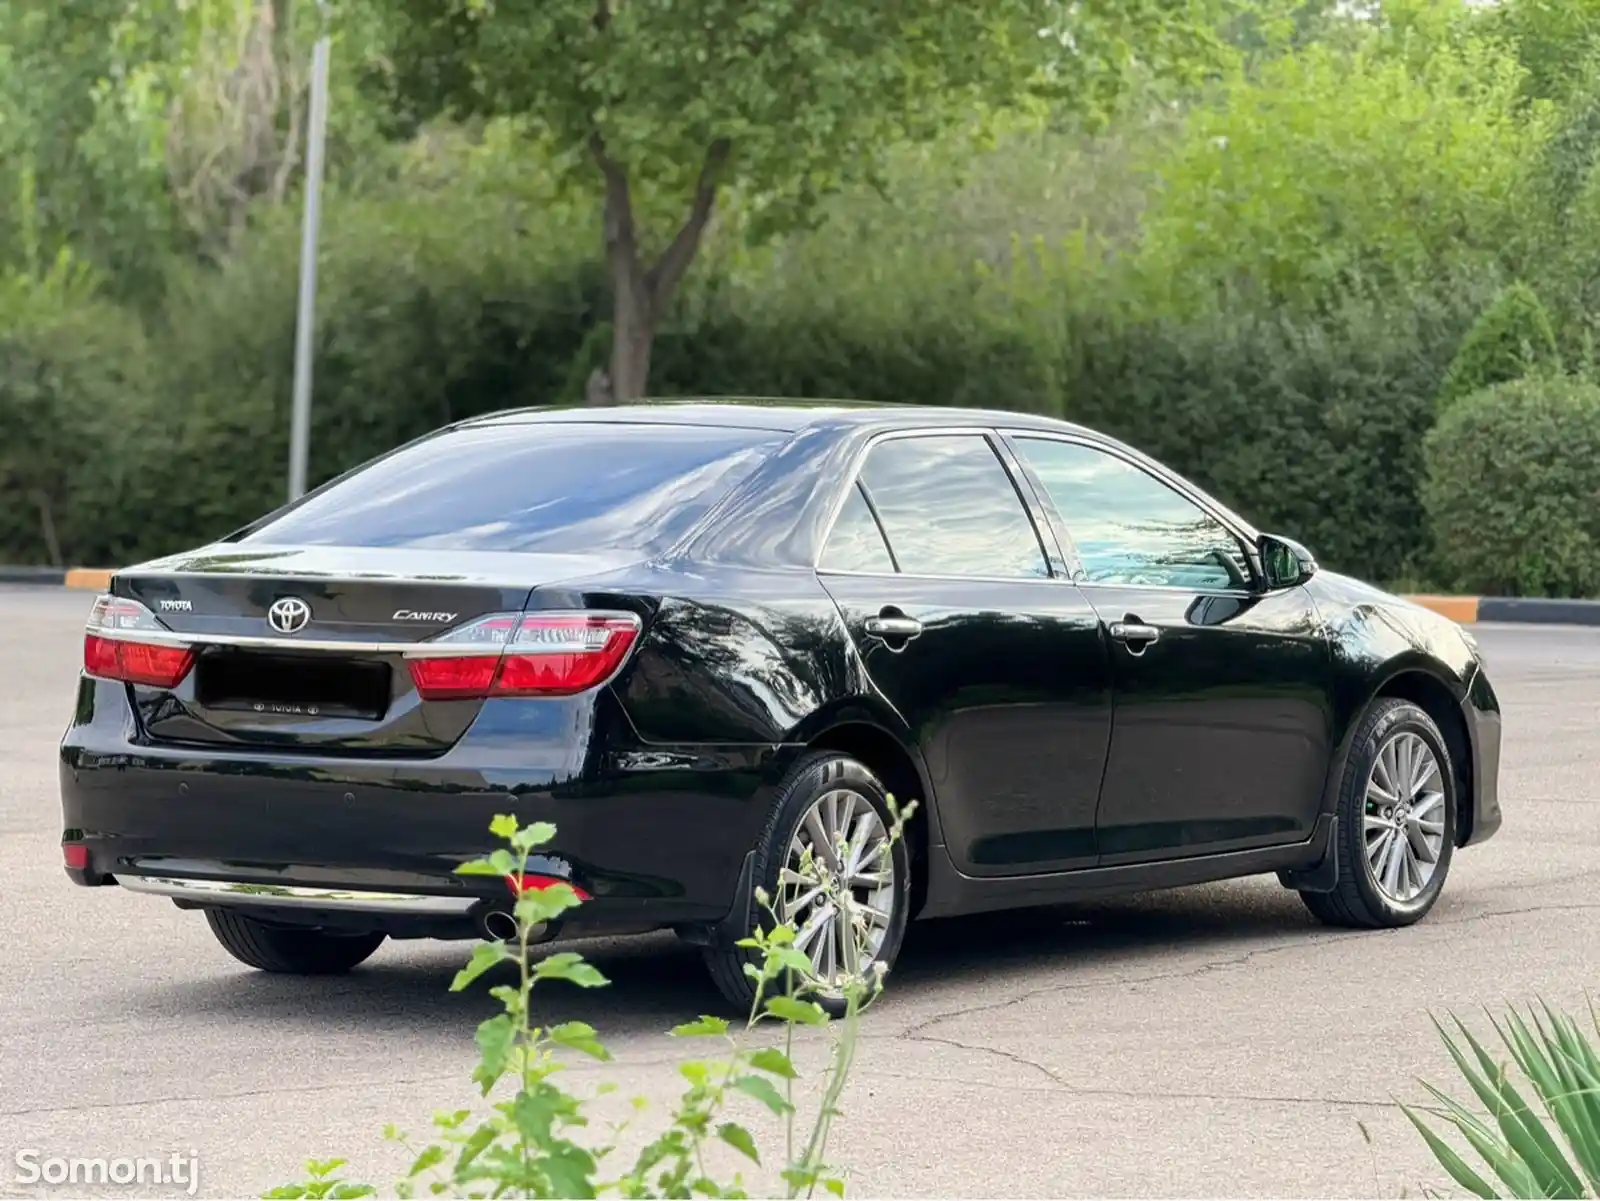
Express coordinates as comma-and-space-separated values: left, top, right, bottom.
238, 422, 784, 554
1014, 437, 1252, 591
856, 435, 1049, 579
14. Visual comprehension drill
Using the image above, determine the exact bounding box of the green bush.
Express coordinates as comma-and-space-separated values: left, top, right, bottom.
1436, 282, 1562, 411
110, 188, 603, 563
0, 255, 156, 566
1424, 375, 1600, 597
656, 262, 1488, 583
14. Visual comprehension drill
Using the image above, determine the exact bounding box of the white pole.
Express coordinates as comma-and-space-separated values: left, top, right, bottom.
288, 18, 331, 502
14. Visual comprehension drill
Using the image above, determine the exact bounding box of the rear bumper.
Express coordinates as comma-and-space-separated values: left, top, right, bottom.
60, 676, 790, 935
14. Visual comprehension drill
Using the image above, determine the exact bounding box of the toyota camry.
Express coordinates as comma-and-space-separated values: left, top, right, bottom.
59, 400, 1503, 1009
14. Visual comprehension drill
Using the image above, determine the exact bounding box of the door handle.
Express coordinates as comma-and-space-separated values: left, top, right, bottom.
1109, 620, 1160, 652
864, 615, 923, 639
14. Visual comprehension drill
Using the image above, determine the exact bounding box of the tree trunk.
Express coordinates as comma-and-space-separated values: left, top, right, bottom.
589, 135, 731, 405
608, 258, 655, 402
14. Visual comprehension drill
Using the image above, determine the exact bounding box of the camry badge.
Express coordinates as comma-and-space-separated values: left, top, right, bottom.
267, 597, 311, 635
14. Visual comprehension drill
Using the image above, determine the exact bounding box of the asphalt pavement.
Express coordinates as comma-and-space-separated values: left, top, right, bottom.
2, 586, 1597, 1198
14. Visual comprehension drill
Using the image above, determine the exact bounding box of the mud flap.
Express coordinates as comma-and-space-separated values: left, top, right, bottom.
674, 849, 757, 948
1276, 814, 1339, 893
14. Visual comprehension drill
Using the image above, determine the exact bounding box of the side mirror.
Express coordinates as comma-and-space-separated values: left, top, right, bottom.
1258, 533, 1317, 589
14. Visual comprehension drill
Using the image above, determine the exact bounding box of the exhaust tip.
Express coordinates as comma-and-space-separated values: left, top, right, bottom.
480, 908, 518, 942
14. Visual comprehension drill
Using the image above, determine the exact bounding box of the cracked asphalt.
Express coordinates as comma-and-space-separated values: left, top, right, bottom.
3, 585, 1597, 1198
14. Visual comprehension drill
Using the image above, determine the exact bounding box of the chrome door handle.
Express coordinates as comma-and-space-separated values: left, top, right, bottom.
864, 615, 923, 639
1109, 621, 1160, 649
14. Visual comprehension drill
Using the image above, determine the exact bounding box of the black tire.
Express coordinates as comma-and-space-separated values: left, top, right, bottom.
205, 908, 386, 974
1300, 698, 1456, 929
703, 752, 913, 1017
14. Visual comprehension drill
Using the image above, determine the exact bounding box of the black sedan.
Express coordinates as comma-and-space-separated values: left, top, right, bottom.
60, 400, 1503, 1008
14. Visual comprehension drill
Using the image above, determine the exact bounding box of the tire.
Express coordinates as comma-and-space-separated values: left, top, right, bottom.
703, 752, 913, 1017
1300, 698, 1456, 929
205, 908, 386, 974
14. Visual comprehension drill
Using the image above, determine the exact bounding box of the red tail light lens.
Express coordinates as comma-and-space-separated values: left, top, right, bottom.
83, 595, 195, 688
62, 842, 89, 870
406, 611, 642, 701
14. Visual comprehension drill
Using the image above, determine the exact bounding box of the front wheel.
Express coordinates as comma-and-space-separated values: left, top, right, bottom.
1300, 698, 1456, 929
205, 908, 386, 974
703, 752, 912, 1017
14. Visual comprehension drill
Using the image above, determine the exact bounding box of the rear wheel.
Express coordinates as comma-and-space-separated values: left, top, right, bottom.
1300, 698, 1456, 928
703, 752, 912, 1016
204, 908, 386, 974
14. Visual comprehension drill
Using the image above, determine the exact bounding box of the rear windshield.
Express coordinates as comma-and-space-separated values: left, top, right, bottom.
238, 422, 785, 554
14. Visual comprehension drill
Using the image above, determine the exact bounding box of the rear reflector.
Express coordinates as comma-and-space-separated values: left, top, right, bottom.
83, 595, 195, 688
506, 872, 591, 901
62, 843, 89, 870
408, 611, 641, 700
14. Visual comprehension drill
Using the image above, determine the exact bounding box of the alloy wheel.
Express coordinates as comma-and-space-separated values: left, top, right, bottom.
1362, 730, 1447, 904
777, 788, 897, 992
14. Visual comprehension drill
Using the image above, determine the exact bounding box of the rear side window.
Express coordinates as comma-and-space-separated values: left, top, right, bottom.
857, 435, 1049, 579
239, 423, 784, 554
820, 484, 896, 574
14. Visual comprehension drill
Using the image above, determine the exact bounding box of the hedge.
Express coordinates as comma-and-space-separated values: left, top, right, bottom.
0, 203, 1493, 584
1424, 374, 1600, 597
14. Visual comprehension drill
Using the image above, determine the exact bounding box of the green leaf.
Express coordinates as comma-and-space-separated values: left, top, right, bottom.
1402, 1104, 1499, 1200
732, 1074, 793, 1116
747, 1047, 799, 1079
549, 1020, 611, 1060
451, 940, 511, 991
515, 886, 584, 924
472, 1013, 517, 1096
488, 813, 520, 840
717, 1121, 761, 1164
510, 820, 557, 851
533, 951, 609, 989
672, 1015, 731, 1038
456, 848, 516, 877
765, 996, 828, 1026
823, 1178, 846, 1198
407, 1145, 445, 1178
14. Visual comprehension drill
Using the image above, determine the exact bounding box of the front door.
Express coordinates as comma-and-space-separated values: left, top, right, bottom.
1006, 433, 1334, 865
817, 432, 1113, 875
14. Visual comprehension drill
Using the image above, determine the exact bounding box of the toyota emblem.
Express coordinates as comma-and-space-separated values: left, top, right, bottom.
267, 597, 311, 635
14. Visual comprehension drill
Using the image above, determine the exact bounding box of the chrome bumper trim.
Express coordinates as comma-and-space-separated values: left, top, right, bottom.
117, 875, 479, 915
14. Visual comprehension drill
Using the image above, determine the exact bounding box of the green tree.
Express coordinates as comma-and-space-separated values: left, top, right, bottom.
1436, 281, 1561, 411
366, 0, 1233, 402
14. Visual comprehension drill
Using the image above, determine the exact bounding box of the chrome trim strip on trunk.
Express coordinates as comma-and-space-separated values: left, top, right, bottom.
117, 875, 480, 914
86, 630, 486, 657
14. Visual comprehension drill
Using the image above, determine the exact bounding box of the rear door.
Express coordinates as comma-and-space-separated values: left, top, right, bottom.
818, 431, 1113, 875
1005, 433, 1333, 864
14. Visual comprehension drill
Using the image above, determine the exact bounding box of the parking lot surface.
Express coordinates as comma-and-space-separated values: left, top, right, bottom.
2, 586, 1596, 1197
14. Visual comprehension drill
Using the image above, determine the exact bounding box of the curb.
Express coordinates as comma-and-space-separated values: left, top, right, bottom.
1404, 595, 1600, 626
0, 567, 112, 590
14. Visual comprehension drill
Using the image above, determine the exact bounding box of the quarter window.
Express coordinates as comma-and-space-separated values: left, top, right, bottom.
856, 435, 1049, 579
820, 484, 896, 574
1014, 438, 1252, 590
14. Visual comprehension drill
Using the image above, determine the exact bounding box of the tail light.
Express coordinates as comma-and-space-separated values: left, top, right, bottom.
406, 611, 642, 701
83, 595, 195, 688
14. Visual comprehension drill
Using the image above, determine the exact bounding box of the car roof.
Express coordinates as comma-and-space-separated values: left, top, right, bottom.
459, 397, 1099, 438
